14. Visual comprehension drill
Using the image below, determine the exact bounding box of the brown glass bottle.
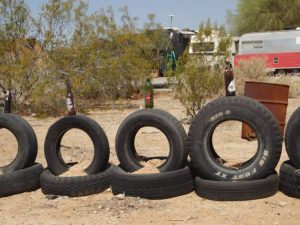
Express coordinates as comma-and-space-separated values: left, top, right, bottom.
4, 89, 12, 113
66, 81, 76, 115
224, 62, 236, 96
144, 78, 154, 109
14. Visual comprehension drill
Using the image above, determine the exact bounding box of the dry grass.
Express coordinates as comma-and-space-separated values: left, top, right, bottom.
265, 76, 300, 98
234, 57, 268, 95
234, 57, 300, 98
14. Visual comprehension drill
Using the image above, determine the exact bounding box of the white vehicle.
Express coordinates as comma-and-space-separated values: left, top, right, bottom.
188, 30, 239, 65
234, 29, 300, 75
189, 31, 239, 66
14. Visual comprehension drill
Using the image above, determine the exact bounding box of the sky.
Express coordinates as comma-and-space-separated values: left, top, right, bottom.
26, 0, 238, 30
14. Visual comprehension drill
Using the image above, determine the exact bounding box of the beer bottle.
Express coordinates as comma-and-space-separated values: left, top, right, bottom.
66, 80, 76, 115
144, 78, 154, 109
4, 89, 12, 113
224, 62, 236, 96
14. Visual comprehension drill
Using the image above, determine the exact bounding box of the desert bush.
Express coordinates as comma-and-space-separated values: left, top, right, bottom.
234, 57, 268, 95
290, 80, 300, 97
265, 76, 300, 98
29, 82, 65, 116
0, 1, 167, 116
0, 39, 49, 113
174, 20, 230, 118
175, 56, 223, 118
234, 57, 300, 98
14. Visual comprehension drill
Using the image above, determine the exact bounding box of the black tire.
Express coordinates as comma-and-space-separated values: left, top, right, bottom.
115, 109, 187, 172
44, 115, 109, 175
0, 163, 43, 197
279, 181, 300, 198
40, 165, 114, 197
285, 107, 300, 168
111, 166, 194, 199
279, 161, 300, 185
0, 113, 38, 173
188, 96, 282, 181
195, 173, 278, 201
277, 70, 286, 76
279, 161, 300, 198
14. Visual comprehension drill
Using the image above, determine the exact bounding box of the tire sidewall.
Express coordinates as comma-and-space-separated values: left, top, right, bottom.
189, 97, 281, 180
116, 109, 186, 172
44, 115, 109, 175
0, 113, 37, 172
285, 107, 300, 168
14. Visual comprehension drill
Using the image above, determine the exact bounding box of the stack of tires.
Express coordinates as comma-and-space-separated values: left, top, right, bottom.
40, 115, 113, 197
2, 96, 298, 202
109, 97, 289, 201
0, 113, 43, 197
110, 109, 194, 199
279, 107, 300, 198
188, 96, 282, 201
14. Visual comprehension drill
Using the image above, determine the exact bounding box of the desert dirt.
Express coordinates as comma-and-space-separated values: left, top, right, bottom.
0, 89, 300, 225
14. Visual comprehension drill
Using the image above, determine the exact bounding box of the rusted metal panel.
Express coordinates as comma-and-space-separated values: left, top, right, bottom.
242, 81, 289, 140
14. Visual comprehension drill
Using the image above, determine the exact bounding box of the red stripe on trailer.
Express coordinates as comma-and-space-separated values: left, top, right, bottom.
234, 52, 300, 70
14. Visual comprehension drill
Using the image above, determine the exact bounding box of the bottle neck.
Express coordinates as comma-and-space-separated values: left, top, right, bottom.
66, 82, 72, 94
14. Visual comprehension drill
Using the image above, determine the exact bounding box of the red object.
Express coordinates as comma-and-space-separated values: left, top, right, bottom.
234, 52, 300, 71
241, 81, 289, 140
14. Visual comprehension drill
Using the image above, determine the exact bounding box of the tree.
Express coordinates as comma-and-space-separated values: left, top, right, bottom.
36, 2, 155, 104
0, 0, 48, 113
0, 1, 169, 116
175, 20, 231, 118
143, 14, 170, 72
0, 0, 32, 39
37, 0, 76, 50
228, 0, 300, 35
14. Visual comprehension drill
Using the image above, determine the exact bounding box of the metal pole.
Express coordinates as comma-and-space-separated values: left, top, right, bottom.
169, 14, 174, 29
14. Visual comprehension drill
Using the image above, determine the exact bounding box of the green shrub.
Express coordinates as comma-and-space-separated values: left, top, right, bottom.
174, 20, 231, 118
0, 2, 167, 116
175, 55, 223, 118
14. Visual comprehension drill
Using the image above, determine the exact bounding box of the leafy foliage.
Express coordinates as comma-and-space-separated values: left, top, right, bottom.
0, 0, 168, 116
174, 20, 230, 118
228, 0, 300, 35
175, 55, 223, 118
0, 0, 32, 39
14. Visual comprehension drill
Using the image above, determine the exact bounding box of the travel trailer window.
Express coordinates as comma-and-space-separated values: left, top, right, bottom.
192, 42, 215, 53
242, 40, 263, 51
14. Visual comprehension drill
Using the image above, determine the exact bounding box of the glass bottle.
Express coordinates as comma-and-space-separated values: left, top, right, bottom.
224, 62, 236, 96
144, 78, 154, 109
66, 81, 76, 115
4, 89, 12, 113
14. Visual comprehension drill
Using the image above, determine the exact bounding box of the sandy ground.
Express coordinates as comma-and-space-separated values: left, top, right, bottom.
0, 90, 300, 225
